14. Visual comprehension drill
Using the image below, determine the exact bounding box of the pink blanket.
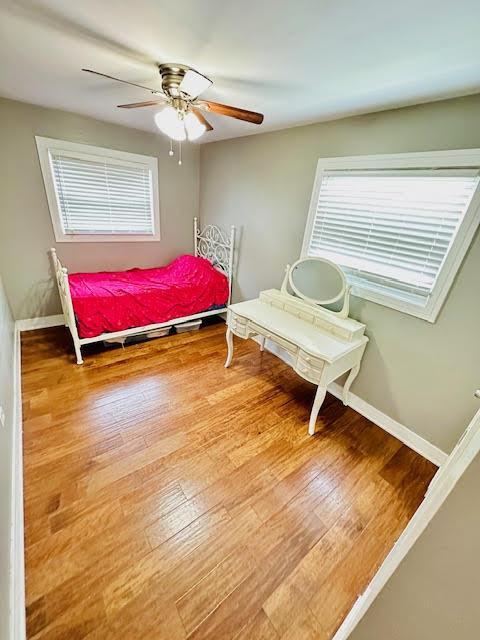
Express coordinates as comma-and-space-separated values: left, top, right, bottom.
68, 255, 229, 339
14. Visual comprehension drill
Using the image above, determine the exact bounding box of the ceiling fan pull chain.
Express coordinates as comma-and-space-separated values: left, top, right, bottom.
178, 141, 182, 166
169, 139, 174, 157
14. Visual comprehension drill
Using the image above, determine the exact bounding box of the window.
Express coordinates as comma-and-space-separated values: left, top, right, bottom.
36, 137, 160, 242
303, 150, 480, 322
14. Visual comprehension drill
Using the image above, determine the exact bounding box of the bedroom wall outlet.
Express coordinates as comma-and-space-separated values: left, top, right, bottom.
0, 405, 5, 429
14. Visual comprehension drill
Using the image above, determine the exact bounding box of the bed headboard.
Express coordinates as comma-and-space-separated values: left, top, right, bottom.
194, 217, 235, 304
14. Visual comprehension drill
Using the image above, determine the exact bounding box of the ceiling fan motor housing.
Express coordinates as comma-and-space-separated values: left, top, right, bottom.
158, 63, 189, 98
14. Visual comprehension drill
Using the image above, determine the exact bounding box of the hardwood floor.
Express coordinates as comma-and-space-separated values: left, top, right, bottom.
21, 322, 437, 640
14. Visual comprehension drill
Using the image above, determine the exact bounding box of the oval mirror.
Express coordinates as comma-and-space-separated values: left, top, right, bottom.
288, 257, 346, 305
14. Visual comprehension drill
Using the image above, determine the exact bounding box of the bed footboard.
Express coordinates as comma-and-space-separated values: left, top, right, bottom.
194, 217, 235, 305
50, 249, 83, 364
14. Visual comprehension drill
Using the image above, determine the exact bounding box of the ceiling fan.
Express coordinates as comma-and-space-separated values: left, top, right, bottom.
82, 64, 264, 144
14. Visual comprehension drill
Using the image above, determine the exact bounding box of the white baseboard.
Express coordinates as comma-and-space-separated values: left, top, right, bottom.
254, 336, 447, 467
11, 327, 26, 640
16, 314, 64, 332
327, 382, 447, 467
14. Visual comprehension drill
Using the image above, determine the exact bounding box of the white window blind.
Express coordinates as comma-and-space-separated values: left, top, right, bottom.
307, 170, 480, 307
50, 151, 155, 236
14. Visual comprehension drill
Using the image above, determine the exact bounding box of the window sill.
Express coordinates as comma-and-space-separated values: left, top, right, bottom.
350, 283, 438, 323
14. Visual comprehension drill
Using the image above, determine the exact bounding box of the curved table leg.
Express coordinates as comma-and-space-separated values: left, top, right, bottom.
224, 327, 234, 368
342, 364, 360, 406
259, 336, 266, 352
308, 385, 327, 435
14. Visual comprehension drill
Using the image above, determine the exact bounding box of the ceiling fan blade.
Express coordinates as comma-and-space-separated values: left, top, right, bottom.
82, 68, 163, 95
191, 108, 214, 131
197, 100, 264, 124
118, 99, 167, 109
179, 69, 212, 99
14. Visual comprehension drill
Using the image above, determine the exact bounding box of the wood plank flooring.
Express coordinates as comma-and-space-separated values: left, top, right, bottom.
21, 322, 437, 639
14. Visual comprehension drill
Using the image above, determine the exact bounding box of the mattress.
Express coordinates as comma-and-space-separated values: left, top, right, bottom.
68, 254, 229, 339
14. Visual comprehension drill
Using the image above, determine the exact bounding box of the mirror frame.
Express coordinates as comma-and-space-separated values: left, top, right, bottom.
287, 256, 347, 305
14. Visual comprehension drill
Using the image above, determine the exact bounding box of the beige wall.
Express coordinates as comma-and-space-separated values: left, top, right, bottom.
200, 93, 480, 453
1, 94, 479, 452
0, 277, 15, 639
0, 97, 200, 320
350, 449, 480, 640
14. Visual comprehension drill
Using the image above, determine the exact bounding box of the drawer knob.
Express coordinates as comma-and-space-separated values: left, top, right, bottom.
305, 356, 311, 362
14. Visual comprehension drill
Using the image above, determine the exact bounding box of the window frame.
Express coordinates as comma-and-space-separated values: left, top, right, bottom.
35, 136, 160, 243
302, 149, 480, 323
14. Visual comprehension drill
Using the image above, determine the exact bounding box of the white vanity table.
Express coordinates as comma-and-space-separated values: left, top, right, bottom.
225, 257, 368, 435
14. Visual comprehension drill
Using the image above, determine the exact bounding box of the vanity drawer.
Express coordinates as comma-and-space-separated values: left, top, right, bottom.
294, 351, 325, 384
294, 362, 323, 384
248, 322, 297, 355
297, 349, 325, 370
283, 302, 315, 324
229, 313, 248, 337
231, 324, 248, 338
233, 313, 247, 326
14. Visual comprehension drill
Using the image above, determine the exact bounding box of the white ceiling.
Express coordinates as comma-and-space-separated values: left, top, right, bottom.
1, 0, 480, 143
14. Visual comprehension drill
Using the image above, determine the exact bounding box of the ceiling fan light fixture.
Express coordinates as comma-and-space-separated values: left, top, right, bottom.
184, 111, 206, 141
179, 69, 212, 99
154, 106, 186, 141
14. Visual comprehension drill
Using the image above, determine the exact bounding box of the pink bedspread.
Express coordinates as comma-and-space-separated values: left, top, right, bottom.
68, 255, 229, 339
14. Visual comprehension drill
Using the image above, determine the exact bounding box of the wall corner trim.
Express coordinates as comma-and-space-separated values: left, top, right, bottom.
253, 335, 448, 467
11, 326, 26, 640
16, 314, 64, 332
332, 396, 480, 640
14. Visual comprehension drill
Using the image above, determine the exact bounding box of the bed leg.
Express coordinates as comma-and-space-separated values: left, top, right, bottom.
74, 342, 83, 365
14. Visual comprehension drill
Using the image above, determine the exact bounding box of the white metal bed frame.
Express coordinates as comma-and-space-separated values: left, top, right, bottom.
50, 217, 235, 364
